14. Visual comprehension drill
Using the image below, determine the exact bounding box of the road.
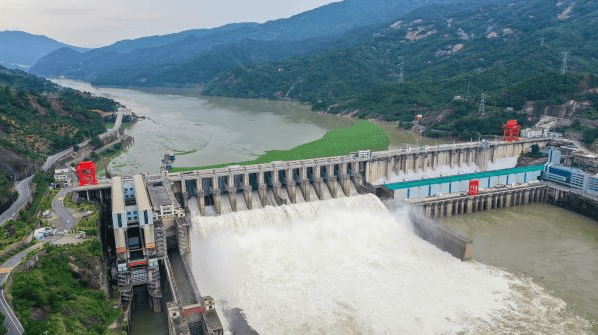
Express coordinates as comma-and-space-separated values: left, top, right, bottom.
0, 176, 33, 226
41, 147, 74, 172
53, 187, 75, 233
0, 242, 43, 335
99, 108, 124, 141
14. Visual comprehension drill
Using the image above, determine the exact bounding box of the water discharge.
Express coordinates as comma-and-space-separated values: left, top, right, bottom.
189, 195, 591, 334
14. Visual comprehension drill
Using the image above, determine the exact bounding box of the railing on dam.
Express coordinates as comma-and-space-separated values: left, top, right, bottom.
167, 138, 551, 181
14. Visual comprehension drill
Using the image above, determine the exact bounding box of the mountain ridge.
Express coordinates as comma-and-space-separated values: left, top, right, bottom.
30, 0, 492, 86
0, 30, 87, 70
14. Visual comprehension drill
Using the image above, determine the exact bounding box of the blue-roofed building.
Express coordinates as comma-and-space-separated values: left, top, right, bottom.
385, 165, 544, 200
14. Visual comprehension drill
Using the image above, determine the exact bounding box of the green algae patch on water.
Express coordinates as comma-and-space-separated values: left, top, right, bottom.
172, 120, 389, 172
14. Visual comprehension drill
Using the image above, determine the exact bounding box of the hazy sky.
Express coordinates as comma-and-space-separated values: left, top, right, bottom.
0, 0, 339, 48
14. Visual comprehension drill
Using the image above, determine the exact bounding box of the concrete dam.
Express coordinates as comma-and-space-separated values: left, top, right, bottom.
74, 138, 556, 335
167, 138, 549, 216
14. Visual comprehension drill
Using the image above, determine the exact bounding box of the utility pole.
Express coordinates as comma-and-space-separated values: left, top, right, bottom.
399, 67, 404, 84
561, 52, 568, 75
479, 93, 486, 115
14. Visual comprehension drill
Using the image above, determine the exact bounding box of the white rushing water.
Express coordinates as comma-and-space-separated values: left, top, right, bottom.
189, 195, 591, 334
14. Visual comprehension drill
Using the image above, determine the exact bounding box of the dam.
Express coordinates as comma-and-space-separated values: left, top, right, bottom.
72, 137, 587, 334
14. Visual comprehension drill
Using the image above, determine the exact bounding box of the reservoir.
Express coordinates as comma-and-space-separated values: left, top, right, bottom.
53, 79, 353, 175
53, 79, 436, 175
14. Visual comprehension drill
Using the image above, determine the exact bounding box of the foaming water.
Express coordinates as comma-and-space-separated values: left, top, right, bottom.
189, 195, 591, 334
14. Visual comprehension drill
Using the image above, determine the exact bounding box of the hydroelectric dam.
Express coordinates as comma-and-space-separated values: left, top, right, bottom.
72, 137, 579, 335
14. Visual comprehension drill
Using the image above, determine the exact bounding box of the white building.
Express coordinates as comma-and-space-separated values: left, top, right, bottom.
54, 166, 71, 185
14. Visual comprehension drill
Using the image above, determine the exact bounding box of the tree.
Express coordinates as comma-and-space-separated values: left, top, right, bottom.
91, 136, 102, 149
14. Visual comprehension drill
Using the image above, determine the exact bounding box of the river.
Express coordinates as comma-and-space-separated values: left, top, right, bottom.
440, 203, 598, 333
190, 196, 595, 334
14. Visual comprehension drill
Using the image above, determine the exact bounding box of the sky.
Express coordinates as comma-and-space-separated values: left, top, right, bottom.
0, 0, 339, 48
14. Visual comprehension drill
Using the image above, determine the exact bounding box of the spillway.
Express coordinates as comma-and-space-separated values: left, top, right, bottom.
349, 179, 360, 196
319, 182, 333, 200
220, 192, 233, 215
189, 195, 591, 335
307, 184, 318, 202
277, 187, 291, 204
332, 179, 345, 197
235, 192, 247, 211
251, 190, 262, 209
265, 188, 277, 207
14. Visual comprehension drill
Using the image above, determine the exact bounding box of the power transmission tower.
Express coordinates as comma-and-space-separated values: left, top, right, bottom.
538, 37, 545, 45
479, 93, 486, 115
561, 52, 568, 75
466, 81, 471, 99
399, 67, 404, 84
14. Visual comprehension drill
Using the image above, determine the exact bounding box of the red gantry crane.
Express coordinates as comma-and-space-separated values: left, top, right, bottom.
76, 161, 98, 186
502, 120, 521, 142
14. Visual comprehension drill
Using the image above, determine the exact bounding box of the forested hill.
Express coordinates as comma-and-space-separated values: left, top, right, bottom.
205, 0, 598, 138
0, 66, 117, 163
29, 0, 496, 87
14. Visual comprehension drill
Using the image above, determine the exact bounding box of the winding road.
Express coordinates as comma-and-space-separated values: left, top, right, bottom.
0, 242, 43, 335
53, 187, 75, 233
0, 176, 33, 226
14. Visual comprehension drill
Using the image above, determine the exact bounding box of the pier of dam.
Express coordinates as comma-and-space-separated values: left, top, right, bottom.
410, 182, 548, 218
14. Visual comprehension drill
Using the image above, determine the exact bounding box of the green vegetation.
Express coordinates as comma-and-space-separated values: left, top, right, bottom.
0, 311, 7, 334
63, 193, 99, 235
172, 120, 389, 171
582, 128, 598, 146
204, 0, 598, 139
0, 170, 17, 213
73, 204, 99, 236
9, 241, 123, 335
89, 141, 126, 177
0, 66, 118, 159
0, 171, 53, 253
524, 144, 547, 158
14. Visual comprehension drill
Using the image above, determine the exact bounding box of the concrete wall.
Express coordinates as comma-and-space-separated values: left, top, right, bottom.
408, 211, 473, 261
